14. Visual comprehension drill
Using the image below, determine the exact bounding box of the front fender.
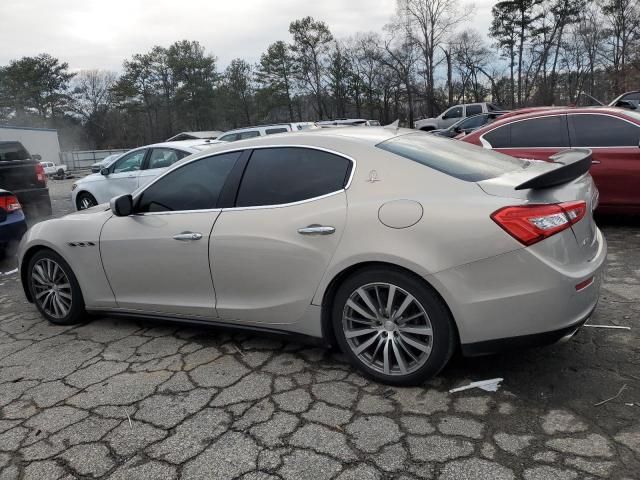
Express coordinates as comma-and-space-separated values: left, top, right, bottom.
18, 210, 117, 309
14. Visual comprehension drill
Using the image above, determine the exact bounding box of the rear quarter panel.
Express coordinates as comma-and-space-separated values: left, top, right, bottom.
311, 145, 524, 304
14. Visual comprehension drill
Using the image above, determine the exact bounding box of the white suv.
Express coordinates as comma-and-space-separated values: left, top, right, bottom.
71, 140, 211, 210
216, 123, 316, 142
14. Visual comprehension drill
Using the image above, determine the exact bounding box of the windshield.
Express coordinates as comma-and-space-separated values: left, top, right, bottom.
0, 142, 30, 161
377, 132, 528, 182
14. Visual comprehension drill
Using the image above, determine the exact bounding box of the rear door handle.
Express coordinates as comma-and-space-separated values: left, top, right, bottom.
297, 225, 335, 235
173, 232, 203, 241
591, 160, 601, 164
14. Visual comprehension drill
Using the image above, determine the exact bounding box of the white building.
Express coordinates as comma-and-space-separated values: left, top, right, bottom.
0, 125, 61, 164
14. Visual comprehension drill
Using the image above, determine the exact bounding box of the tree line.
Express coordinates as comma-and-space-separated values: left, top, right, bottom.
0, 0, 638, 150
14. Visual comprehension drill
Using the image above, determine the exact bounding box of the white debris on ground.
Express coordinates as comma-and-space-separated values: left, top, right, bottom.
449, 378, 504, 394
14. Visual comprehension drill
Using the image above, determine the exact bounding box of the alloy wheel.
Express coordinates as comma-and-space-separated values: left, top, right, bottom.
79, 195, 96, 210
31, 258, 73, 319
342, 282, 434, 376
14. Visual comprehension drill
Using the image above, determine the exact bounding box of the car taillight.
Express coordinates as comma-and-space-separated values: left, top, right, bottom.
35, 163, 47, 185
0, 195, 22, 213
491, 201, 587, 246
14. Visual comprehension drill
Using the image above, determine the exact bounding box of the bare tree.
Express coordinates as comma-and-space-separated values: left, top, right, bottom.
601, 0, 640, 91
401, 0, 472, 115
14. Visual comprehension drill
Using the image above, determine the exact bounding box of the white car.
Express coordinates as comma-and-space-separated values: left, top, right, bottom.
71, 140, 211, 210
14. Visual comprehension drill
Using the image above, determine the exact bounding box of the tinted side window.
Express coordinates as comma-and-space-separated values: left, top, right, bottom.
237, 131, 260, 140
147, 148, 189, 169
113, 150, 145, 173
460, 114, 488, 129
266, 127, 288, 135
218, 134, 237, 142
511, 116, 568, 148
0, 142, 30, 161
483, 125, 510, 148
443, 106, 463, 119
466, 105, 482, 116
137, 151, 241, 212
236, 148, 351, 207
569, 114, 640, 147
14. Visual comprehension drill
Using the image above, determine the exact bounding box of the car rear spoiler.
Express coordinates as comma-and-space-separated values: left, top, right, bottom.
515, 149, 593, 190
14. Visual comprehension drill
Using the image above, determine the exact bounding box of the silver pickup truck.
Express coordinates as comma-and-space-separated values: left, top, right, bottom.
414, 102, 502, 131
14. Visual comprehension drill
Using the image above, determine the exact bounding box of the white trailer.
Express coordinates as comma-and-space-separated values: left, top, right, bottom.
0, 125, 61, 165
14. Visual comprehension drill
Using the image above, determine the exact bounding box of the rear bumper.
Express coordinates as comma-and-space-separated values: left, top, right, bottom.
0, 212, 28, 246
429, 228, 607, 347
460, 303, 595, 356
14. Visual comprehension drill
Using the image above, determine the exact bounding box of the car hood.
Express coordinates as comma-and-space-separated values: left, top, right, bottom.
75, 173, 105, 185
65, 203, 110, 217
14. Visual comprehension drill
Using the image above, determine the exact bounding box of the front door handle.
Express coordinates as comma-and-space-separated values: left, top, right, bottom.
591, 160, 601, 165
297, 224, 335, 235
173, 232, 203, 241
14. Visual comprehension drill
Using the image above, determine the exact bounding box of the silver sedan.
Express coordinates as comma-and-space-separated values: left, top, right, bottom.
17, 128, 606, 385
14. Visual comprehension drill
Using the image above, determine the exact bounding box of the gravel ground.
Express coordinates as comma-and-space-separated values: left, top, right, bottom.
0, 178, 638, 479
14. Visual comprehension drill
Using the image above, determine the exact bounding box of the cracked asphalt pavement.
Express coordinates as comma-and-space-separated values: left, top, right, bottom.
0, 178, 638, 479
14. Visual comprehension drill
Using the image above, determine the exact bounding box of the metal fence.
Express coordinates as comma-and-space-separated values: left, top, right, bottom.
60, 149, 129, 171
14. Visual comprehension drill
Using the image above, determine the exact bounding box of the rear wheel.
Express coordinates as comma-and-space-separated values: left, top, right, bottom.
76, 192, 97, 210
27, 250, 86, 325
332, 267, 456, 386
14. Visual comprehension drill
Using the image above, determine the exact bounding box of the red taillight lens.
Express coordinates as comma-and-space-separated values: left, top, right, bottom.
0, 195, 22, 213
35, 163, 47, 185
491, 201, 587, 246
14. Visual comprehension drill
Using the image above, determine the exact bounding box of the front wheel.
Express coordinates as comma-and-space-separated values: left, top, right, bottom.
76, 192, 97, 210
332, 268, 456, 386
27, 250, 86, 325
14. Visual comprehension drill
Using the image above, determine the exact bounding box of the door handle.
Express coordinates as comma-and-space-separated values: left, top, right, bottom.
297, 224, 335, 235
591, 160, 601, 164
173, 232, 203, 241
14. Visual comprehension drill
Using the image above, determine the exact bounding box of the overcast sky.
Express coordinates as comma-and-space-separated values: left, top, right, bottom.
0, 0, 495, 71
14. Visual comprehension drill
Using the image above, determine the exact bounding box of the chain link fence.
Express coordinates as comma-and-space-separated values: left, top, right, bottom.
60, 149, 129, 172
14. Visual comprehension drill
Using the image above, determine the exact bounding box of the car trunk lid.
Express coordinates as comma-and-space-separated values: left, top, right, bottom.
477, 149, 599, 260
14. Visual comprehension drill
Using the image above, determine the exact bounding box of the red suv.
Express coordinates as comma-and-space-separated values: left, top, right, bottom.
462, 107, 640, 214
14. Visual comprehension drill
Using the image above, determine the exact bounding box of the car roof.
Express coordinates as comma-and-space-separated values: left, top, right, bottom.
127, 140, 210, 152
195, 126, 409, 153
165, 131, 223, 141
467, 106, 635, 138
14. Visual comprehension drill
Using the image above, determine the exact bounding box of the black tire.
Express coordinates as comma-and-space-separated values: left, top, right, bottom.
56, 168, 65, 178
27, 249, 86, 325
76, 192, 97, 210
332, 267, 456, 386
420, 126, 435, 132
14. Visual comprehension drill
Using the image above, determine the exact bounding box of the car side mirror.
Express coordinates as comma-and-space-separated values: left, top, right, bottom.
453, 126, 461, 133
100, 167, 110, 176
110, 194, 133, 217
32, 154, 42, 161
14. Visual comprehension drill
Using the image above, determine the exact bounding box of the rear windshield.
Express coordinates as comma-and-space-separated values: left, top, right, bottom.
0, 142, 30, 161
376, 132, 527, 182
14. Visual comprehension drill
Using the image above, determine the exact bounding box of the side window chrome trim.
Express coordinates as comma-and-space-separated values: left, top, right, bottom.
132, 144, 356, 214
227, 145, 356, 211
222, 189, 345, 212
